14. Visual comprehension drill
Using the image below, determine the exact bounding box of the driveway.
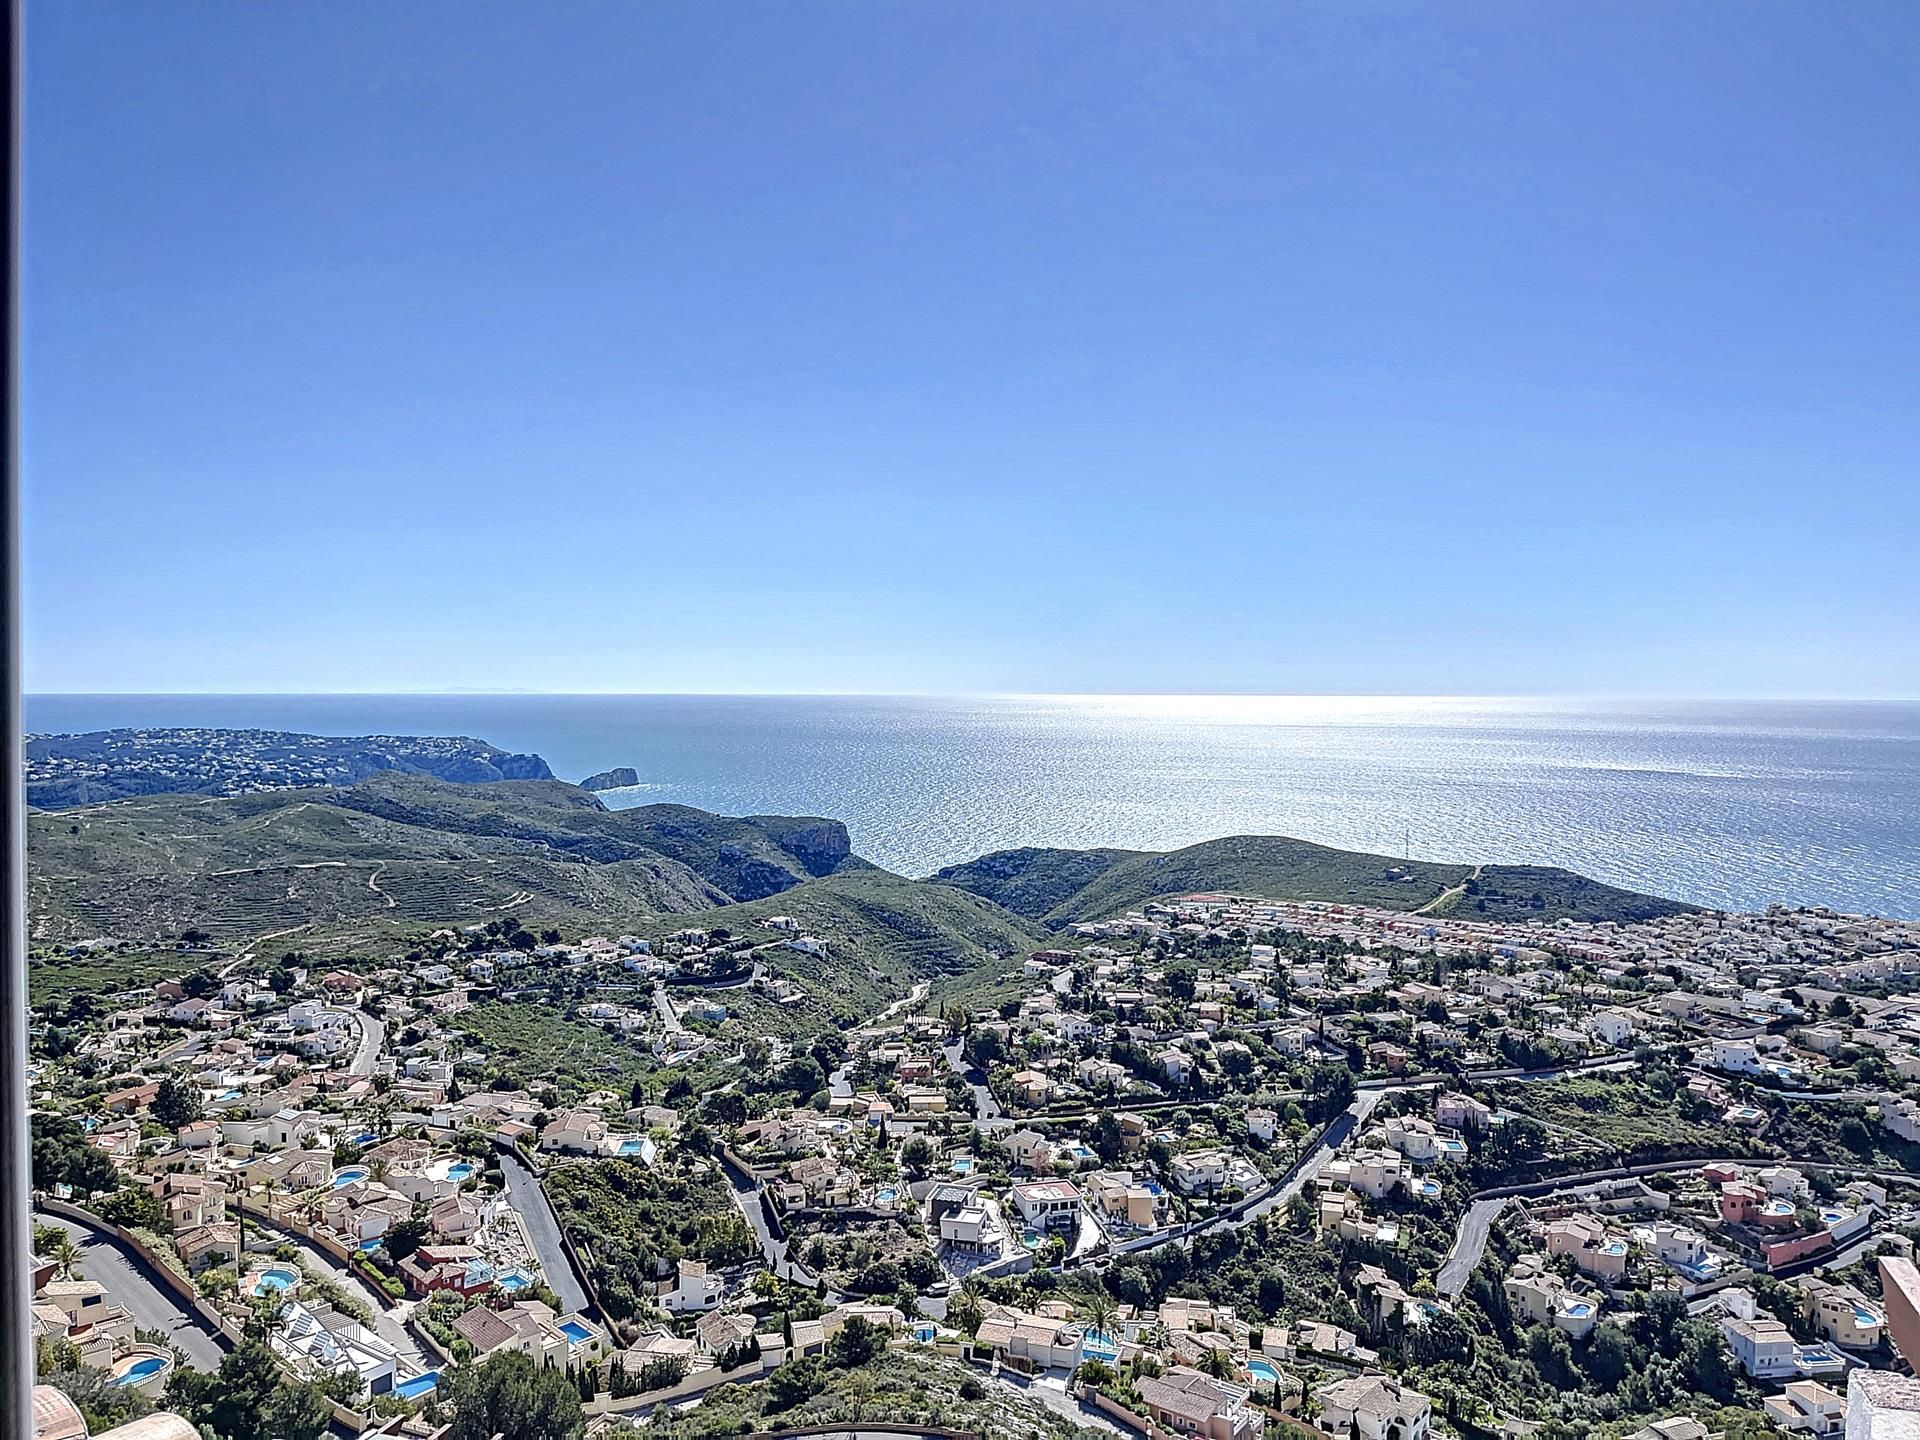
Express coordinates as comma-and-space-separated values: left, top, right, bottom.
990, 1370, 1131, 1437
941, 1040, 1002, 1126
241, 1210, 424, 1368
35, 1212, 226, 1371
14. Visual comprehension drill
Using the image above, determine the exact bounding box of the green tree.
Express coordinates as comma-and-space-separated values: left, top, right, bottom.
445, 1352, 585, 1440
1304, 1063, 1356, 1122
767, 1357, 826, 1408
384, 1217, 429, 1261
169, 1341, 329, 1440
94, 1186, 166, 1230
30, 1114, 118, 1196
152, 1077, 202, 1131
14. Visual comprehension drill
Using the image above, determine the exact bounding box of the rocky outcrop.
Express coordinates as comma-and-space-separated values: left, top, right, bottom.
762, 820, 854, 877
580, 766, 641, 791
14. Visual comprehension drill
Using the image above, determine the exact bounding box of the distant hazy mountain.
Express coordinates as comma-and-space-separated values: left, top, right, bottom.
25, 727, 554, 809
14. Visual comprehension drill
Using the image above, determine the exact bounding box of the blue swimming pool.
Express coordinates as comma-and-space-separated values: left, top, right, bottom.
252, 1267, 298, 1295
447, 1161, 475, 1181
112, 1357, 169, 1386
497, 1270, 532, 1291
559, 1321, 595, 1344
1247, 1358, 1280, 1385
617, 1137, 648, 1155
393, 1371, 441, 1400
331, 1166, 367, 1188
950, 1157, 973, 1174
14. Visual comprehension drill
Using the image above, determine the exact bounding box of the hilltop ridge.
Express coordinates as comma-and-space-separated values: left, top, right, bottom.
931, 833, 1696, 927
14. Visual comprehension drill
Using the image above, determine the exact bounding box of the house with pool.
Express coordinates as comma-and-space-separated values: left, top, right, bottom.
32, 1278, 137, 1373
1504, 1256, 1604, 1339
1796, 1275, 1887, 1349
452, 1299, 610, 1368
1381, 1115, 1470, 1165
1135, 1365, 1260, 1440
1544, 1213, 1631, 1282
1722, 1315, 1847, 1382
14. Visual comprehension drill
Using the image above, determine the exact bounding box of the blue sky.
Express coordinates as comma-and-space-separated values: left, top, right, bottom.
24, 3, 1920, 696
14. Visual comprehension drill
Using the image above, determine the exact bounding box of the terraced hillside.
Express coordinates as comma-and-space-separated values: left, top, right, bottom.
933, 833, 1693, 927
644, 869, 1048, 1023
24, 773, 862, 944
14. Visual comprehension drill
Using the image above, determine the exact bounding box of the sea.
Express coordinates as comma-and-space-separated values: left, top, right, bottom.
23, 694, 1920, 921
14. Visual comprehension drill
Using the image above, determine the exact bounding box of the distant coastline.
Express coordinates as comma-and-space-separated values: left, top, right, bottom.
24, 693, 1920, 919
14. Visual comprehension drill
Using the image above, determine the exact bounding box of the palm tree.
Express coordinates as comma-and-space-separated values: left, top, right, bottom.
245, 1291, 287, 1341
1200, 1347, 1234, 1381
1080, 1290, 1117, 1347
45, 1232, 82, 1280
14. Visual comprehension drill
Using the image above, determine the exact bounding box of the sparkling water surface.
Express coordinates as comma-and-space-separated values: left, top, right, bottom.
25, 694, 1920, 918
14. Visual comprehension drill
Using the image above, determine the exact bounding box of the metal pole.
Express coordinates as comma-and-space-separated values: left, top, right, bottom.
0, 0, 31, 1435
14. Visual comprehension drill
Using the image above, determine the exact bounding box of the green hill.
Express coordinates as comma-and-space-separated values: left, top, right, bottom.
1436, 863, 1697, 925
927, 845, 1143, 918
24, 773, 860, 945
328, 771, 859, 898
932, 833, 1693, 927
643, 869, 1048, 1021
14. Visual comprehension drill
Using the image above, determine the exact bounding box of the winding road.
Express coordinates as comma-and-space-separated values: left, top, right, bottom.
1435, 1197, 1509, 1296
35, 1211, 226, 1371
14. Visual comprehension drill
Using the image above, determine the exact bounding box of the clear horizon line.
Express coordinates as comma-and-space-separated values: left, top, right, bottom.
22, 688, 1920, 704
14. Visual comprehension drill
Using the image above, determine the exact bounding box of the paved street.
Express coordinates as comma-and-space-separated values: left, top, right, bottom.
941, 1040, 1002, 1127
36, 1212, 225, 1371
1436, 1197, 1508, 1296
346, 1010, 385, 1077
497, 1147, 592, 1315
1242, 1089, 1383, 1224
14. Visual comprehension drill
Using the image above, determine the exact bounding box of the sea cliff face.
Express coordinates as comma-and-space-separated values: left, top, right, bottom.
764, 820, 854, 876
